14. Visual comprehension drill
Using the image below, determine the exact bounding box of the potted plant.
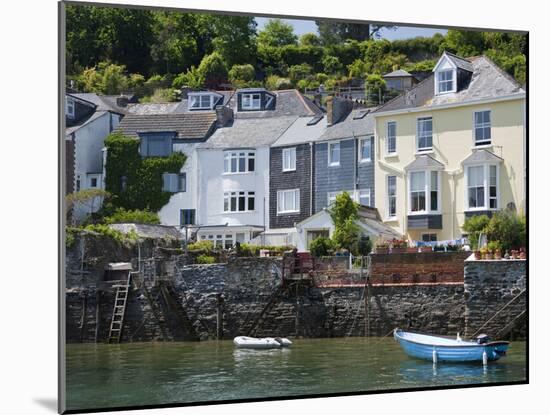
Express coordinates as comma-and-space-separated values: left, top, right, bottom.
487, 241, 501, 260
375, 242, 389, 254
390, 238, 407, 253
480, 247, 488, 260
510, 249, 518, 259
474, 250, 482, 260
519, 247, 526, 259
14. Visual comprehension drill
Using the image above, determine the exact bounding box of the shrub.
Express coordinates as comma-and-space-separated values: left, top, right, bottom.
309, 236, 335, 257
83, 224, 138, 244
353, 236, 373, 256
228, 64, 255, 84
265, 74, 293, 90
102, 208, 160, 225
288, 63, 313, 83
463, 214, 491, 250
197, 52, 228, 89
139, 88, 178, 103
187, 240, 214, 251
485, 211, 526, 251
237, 242, 259, 257
322, 55, 343, 74
196, 254, 216, 264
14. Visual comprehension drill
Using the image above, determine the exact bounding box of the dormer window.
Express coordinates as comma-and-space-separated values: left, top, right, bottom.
189, 93, 214, 110
66, 97, 75, 118
242, 93, 261, 110
437, 69, 454, 94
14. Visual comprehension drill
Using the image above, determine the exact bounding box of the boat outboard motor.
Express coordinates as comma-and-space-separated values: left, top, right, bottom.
476, 334, 491, 344
274, 337, 283, 347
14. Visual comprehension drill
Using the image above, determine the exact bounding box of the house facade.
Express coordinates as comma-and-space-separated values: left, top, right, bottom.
373, 52, 526, 243
65, 93, 125, 221
314, 97, 376, 213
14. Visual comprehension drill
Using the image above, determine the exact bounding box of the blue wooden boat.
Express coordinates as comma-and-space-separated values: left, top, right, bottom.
393, 329, 509, 364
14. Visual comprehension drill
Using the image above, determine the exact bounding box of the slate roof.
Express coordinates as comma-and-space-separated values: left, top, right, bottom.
66, 110, 108, 135
462, 149, 503, 165
444, 51, 474, 73
374, 55, 524, 114
197, 116, 297, 149
108, 223, 182, 240
356, 206, 402, 239
116, 112, 218, 140
69, 93, 126, 114
271, 115, 327, 147
405, 154, 445, 170
126, 102, 181, 115
319, 109, 376, 141
383, 69, 414, 78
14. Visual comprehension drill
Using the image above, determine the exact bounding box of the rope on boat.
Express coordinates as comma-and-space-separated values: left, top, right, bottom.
471, 289, 526, 338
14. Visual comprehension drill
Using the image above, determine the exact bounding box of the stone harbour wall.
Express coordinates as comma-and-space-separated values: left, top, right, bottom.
464, 256, 527, 338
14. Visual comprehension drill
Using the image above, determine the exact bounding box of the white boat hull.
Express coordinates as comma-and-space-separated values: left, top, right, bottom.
233, 336, 292, 349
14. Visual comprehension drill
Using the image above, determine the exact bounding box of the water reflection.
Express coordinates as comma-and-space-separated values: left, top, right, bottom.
399, 359, 494, 386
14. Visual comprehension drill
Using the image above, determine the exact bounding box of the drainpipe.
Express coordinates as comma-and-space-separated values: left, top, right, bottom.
309, 142, 314, 216
353, 133, 358, 198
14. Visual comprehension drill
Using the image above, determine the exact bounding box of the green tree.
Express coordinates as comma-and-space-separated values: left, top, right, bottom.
299, 32, 321, 47
288, 63, 313, 83
328, 192, 360, 252
257, 19, 298, 48
197, 52, 228, 89
309, 236, 335, 257
210, 15, 257, 68
172, 66, 204, 89
228, 64, 256, 84
322, 55, 343, 74
316, 21, 396, 44
347, 59, 369, 78
101, 63, 129, 94
439, 29, 485, 56
463, 214, 491, 250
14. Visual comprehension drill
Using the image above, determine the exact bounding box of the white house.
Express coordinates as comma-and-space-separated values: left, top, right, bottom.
295, 205, 401, 252
65, 93, 125, 221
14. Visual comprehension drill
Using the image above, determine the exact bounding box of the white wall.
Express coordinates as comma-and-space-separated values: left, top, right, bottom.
158, 142, 200, 226
197, 147, 270, 229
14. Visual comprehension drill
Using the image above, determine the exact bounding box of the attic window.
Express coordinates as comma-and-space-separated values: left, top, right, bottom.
189, 94, 213, 110
242, 93, 261, 110
436, 69, 455, 94
66, 97, 75, 118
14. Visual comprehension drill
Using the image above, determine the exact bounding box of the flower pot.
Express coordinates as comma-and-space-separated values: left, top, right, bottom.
474, 251, 482, 260
486, 252, 494, 260
519, 251, 526, 259
407, 247, 419, 253
420, 246, 433, 253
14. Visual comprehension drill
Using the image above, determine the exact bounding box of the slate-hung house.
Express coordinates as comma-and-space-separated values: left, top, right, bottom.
314, 96, 376, 213
115, 106, 231, 228
373, 51, 526, 242
268, 114, 326, 239
65, 93, 126, 221
195, 88, 322, 247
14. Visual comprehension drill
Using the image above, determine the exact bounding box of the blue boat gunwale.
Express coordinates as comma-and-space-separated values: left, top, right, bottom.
394, 328, 510, 349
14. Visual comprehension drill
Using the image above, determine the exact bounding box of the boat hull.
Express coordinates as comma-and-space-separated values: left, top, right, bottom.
233, 336, 292, 349
394, 329, 509, 363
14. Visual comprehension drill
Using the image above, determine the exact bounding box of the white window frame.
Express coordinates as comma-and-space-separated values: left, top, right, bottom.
242, 93, 261, 110
189, 93, 213, 110
436, 69, 456, 95
386, 121, 397, 155
407, 170, 441, 215
473, 110, 492, 147
277, 189, 300, 214
358, 188, 371, 207
223, 151, 256, 174
387, 175, 397, 219
359, 136, 372, 163
328, 141, 340, 166
223, 190, 256, 213
416, 117, 433, 153
66, 97, 75, 118
282, 147, 296, 172
464, 163, 500, 212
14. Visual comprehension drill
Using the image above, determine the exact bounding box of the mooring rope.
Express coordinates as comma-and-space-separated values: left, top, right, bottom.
471, 289, 526, 338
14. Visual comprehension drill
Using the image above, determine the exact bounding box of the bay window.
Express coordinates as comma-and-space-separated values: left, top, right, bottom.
408, 170, 440, 214
224, 151, 255, 173
417, 117, 433, 152
387, 176, 397, 218
223, 191, 255, 212
466, 164, 499, 210
277, 189, 300, 214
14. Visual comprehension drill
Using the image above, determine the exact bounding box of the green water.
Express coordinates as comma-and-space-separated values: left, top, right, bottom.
65, 338, 526, 411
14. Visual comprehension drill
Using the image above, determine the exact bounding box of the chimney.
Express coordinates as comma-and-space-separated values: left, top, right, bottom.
180, 86, 192, 100
326, 95, 353, 126
116, 95, 129, 107
216, 105, 234, 127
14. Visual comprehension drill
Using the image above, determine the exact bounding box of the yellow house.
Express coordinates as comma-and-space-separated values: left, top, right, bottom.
373, 52, 526, 243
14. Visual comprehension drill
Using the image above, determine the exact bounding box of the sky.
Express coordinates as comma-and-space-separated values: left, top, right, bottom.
255, 17, 448, 40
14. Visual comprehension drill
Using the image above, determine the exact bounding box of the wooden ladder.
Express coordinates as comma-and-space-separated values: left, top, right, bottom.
108, 271, 132, 343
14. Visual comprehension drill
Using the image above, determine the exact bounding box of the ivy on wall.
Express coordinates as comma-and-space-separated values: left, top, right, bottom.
104, 131, 186, 212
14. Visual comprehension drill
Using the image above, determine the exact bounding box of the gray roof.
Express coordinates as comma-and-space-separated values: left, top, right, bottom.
462, 149, 503, 165
444, 51, 474, 72
319, 109, 376, 141
108, 223, 182, 240
66, 110, 108, 135
69, 93, 126, 114
375, 55, 524, 114
357, 206, 401, 239
271, 115, 327, 147
231, 89, 322, 119
197, 116, 297, 149
405, 154, 445, 171
383, 69, 414, 78
116, 112, 217, 140
126, 102, 181, 115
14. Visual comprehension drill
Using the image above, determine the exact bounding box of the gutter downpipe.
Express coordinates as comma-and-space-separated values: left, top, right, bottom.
310, 142, 314, 216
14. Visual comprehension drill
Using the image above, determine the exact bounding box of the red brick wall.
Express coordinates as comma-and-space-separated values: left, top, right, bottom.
370, 251, 470, 284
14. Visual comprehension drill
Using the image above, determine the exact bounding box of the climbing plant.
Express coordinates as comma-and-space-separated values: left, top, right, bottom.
104, 131, 186, 212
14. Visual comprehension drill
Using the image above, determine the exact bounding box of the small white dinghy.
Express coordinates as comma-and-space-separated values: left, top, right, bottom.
233, 336, 292, 349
